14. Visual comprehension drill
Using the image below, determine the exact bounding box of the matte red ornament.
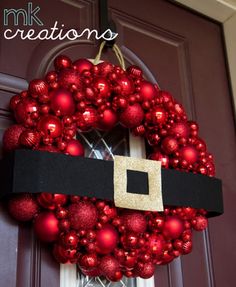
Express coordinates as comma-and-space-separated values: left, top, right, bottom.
163, 216, 184, 239
2, 124, 25, 152
139, 80, 157, 101
73, 58, 93, 73
34, 211, 59, 242
64, 139, 84, 156
161, 137, 179, 154
19, 130, 41, 148
29, 79, 48, 98
54, 55, 72, 71
135, 262, 155, 279
116, 75, 134, 96
93, 77, 110, 98
50, 89, 75, 116
122, 211, 147, 233
180, 145, 199, 164
8, 194, 39, 221
99, 255, 120, 278
37, 115, 62, 138
68, 201, 97, 230
97, 109, 118, 130
119, 103, 144, 128
15, 98, 39, 126
96, 224, 118, 254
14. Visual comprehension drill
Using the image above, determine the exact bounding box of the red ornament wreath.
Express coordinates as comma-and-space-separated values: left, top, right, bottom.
2, 43, 214, 281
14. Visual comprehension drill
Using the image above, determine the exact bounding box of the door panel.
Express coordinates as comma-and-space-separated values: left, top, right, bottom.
0, 1, 235, 286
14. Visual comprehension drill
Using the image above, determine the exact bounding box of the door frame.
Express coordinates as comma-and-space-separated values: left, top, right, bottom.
174, 0, 236, 113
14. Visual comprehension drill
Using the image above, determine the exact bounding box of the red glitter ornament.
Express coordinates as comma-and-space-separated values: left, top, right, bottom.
99, 255, 120, 279
8, 194, 39, 221
68, 201, 97, 230
122, 211, 147, 233
148, 234, 164, 255
120, 103, 144, 128
37, 115, 62, 138
58, 69, 81, 89
97, 224, 118, 254
29, 79, 48, 98
50, 89, 75, 116
192, 215, 208, 231
135, 262, 155, 279
170, 122, 190, 138
79, 253, 98, 269
3, 124, 25, 152
34, 211, 59, 242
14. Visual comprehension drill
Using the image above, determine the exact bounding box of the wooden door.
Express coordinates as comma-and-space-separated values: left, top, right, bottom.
0, 1, 235, 286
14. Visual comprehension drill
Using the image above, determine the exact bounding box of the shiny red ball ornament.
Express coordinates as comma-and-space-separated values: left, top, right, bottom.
15, 98, 39, 126
170, 122, 190, 138
139, 81, 157, 101
79, 253, 98, 269
80, 107, 98, 129
9, 95, 21, 111
62, 231, 79, 248
136, 262, 155, 279
37, 193, 67, 210
180, 145, 199, 164
68, 201, 97, 230
58, 69, 81, 89
97, 109, 118, 130
149, 151, 169, 168
54, 55, 72, 70
161, 137, 179, 154
99, 255, 120, 279
29, 79, 48, 98
192, 215, 208, 231
96, 224, 118, 254
148, 234, 164, 255
122, 232, 139, 249
53, 244, 69, 264
8, 194, 39, 221
163, 216, 184, 239
50, 89, 75, 116
3, 124, 25, 152
34, 211, 59, 242
116, 76, 134, 96
64, 139, 84, 156
122, 211, 147, 233
119, 103, 144, 128
73, 58, 93, 73
19, 130, 41, 148
93, 77, 110, 98
37, 115, 62, 138
96, 61, 113, 76
151, 107, 167, 125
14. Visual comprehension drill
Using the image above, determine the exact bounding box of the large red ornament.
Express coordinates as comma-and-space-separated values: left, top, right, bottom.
3, 124, 25, 152
37, 115, 62, 138
50, 89, 75, 116
68, 201, 97, 230
120, 104, 144, 128
122, 211, 147, 233
34, 211, 59, 242
96, 224, 118, 254
58, 69, 81, 90
8, 194, 39, 221
99, 255, 120, 280
97, 109, 118, 130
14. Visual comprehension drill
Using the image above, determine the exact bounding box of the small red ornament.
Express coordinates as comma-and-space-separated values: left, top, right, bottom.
79, 253, 98, 269
93, 77, 110, 98
148, 234, 164, 255
182, 241, 193, 254
54, 55, 72, 71
73, 58, 93, 73
3, 124, 25, 152
170, 122, 190, 138
192, 215, 208, 231
127, 65, 143, 78
96, 224, 118, 254
96, 61, 113, 76
19, 130, 41, 148
81, 268, 102, 277
64, 139, 84, 156
119, 103, 144, 128
37, 193, 67, 210
58, 69, 81, 90
97, 109, 118, 130
34, 211, 59, 242
161, 137, 179, 154
79, 107, 98, 129
15, 98, 39, 126
50, 89, 75, 116
135, 262, 155, 279
151, 107, 167, 125
116, 76, 134, 96
180, 145, 199, 165
139, 81, 157, 101
68, 201, 97, 230
122, 211, 147, 233
163, 216, 184, 239
37, 115, 62, 138
99, 255, 120, 279
29, 79, 48, 98
149, 151, 169, 168
9, 95, 21, 111
8, 194, 39, 221
62, 231, 79, 248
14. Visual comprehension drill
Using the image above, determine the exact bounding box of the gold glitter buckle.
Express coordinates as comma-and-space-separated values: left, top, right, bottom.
113, 156, 163, 211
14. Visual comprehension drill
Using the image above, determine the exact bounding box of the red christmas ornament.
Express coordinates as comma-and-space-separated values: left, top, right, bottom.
29, 79, 48, 98
192, 215, 208, 231
96, 61, 113, 76
37, 193, 67, 210
127, 65, 143, 78
15, 98, 39, 126
135, 262, 155, 279
82, 268, 102, 277
79, 107, 98, 129
62, 231, 79, 248
139, 81, 157, 101
54, 55, 72, 71
182, 241, 193, 254
149, 151, 169, 168
116, 75, 134, 96
64, 139, 84, 156
148, 234, 164, 255
97, 109, 118, 130
73, 58, 93, 73
79, 253, 98, 269
122, 211, 147, 233
8, 194, 39, 221
99, 255, 120, 279
96, 224, 118, 254
9, 95, 21, 111
50, 89, 75, 116
93, 77, 110, 98
163, 216, 184, 239
170, 122, 190, 138
58, 69, 81, 90
37, 115, 62, 138
19, 130, 41, 148
151, 107, 167, 125
68, 201, 97, 230
180, 145, 199, 165
34, 211, 59, 242
3, 124, 25, 152
161, 137, 179, 154
120, 103, 144, 128
37, 145, 60, 153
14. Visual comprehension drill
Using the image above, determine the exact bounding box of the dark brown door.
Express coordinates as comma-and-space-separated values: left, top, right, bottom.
0, 1, 235, 286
